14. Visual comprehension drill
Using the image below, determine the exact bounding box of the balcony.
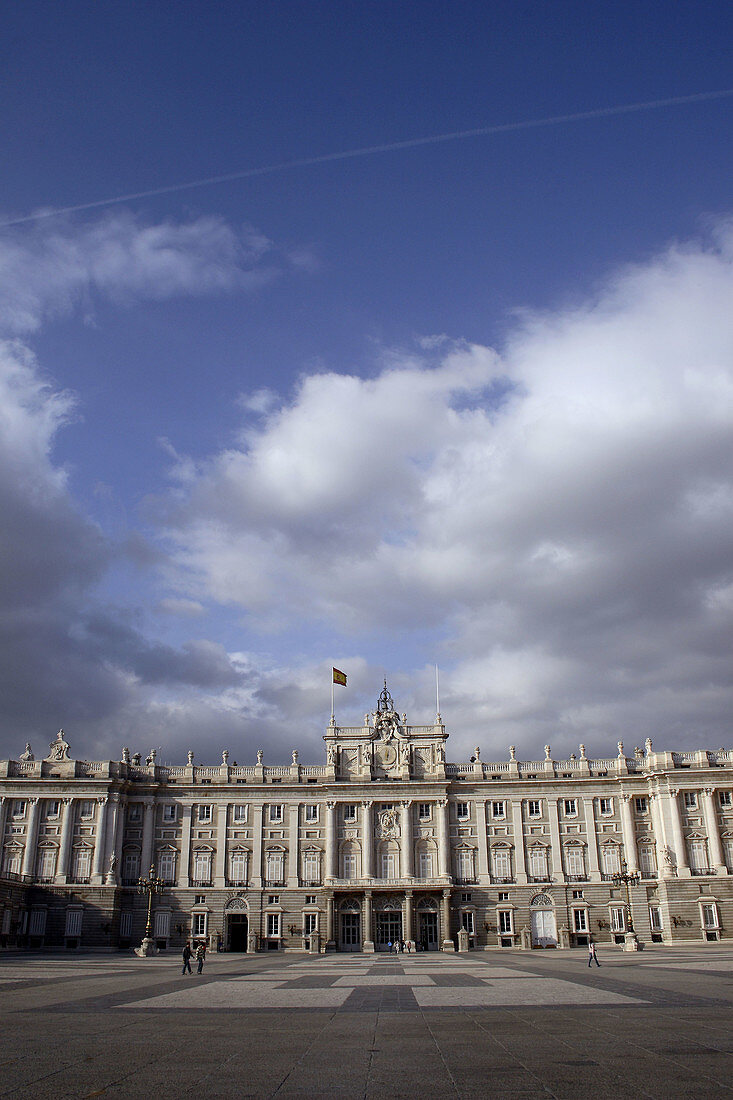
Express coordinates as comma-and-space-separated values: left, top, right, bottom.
565, 874, 589, 883
191, 878, 212, 887
265, 879, 285, 888
67, 877, 90, 885
690, 867, 716, 876
299, 880, 322, 888
528, 875, 553, 884
640, 870, 658, 880
227, 879, 248, 888
36, 876, 55, 885
454, 877, 478, 886
490, 877, 515, 885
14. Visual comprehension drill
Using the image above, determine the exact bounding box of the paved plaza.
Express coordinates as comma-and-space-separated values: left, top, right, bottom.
3, 947, 733, 1098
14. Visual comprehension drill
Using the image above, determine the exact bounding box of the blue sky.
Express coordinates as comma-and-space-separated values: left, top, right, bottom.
1, 1, 732, 764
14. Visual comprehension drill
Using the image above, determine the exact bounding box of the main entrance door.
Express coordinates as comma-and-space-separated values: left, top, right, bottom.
340, 913, 361, 951
418, 911, 439, 950
531, 909, 557, 947
375, 912, 402, 950
228, 913, 248, 951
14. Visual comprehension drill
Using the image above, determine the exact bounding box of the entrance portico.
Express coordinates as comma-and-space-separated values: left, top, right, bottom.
330, 888, 445, 951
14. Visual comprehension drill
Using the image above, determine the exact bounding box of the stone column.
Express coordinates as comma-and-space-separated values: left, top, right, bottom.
55, 798, 74, 883
288, 803, 299, 886
650, 793, 671, 878
441, 888, 453, 950
325, 801, 338, 881
214, 803, 227, 887
583, 797, 601, 880
21, 798, 41, 878
404, 889, 414, 945
702, 788, 726, 873
363, 889, 374, 952
103, 794, 121, 884
476, 800, 489, 882
140, 799, 155, 876
619, 795, 639, 872
326, 892, 335, 950
437, 799, 451, 880
251, 805, 264, 888
400, 800, 413, 879
511, 800, 527, 884
547, 799, 563, 882
666, 789, 690, 876
91, 796, 109, 883
178, 803, 192, 887
362, 801, 373, 878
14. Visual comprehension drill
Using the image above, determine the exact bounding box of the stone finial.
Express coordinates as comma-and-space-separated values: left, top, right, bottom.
509, 745, 516, 760
474, 746, 481, 761
292, 749, 299, 765
145, 748, 157, 765
187, 750, 194, 765
617, 741, 624, 758
544, 744, 551, 760
645, 737, 653, 755
121, 747, 130, 764
257, 749, 263, 764
19, 742, 34, 761
132, 752, 141, 766
46, 729, 71, 761
222, 749, 229, 765
579, 743, 586, 759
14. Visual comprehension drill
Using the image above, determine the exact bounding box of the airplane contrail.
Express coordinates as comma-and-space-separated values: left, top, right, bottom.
2, 88, 732, 229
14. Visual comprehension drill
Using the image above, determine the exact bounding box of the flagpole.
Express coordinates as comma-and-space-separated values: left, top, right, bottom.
331, 672, 335, 726
435, 664, 441, 724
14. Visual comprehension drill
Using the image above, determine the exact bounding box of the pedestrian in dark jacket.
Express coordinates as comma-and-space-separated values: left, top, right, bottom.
196, 943, 206, 974
588, 940, 601, 967
182, 941, 192, 975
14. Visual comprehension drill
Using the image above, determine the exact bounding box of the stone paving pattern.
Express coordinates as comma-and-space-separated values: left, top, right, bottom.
3, 946, 733, 1098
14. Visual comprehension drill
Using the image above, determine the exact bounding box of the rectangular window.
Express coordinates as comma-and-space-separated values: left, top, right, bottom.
701, 903, 718, 930
128, 804, 142, 822
719, 791, 732, 809
491, 801, 506, 819
573, 909, 588, 932
456, 802, 469, 820
460, 911, 474, 934
418, 851, 433, 878
634, 797, 647, 814
610, 907, 625, 932
456, 849, 475, 881
232, 804, 248, 822
229, 850, 248, 884
683, 792, 697, 810
303, 850, 320, 882
689, 839, 709, 872
528, 847, 548, 879
528, 800, 541, 818
36, 848, 57, 881
342, 804, 356, 822
80, 801, 95, 819
491, 847, 511, 880
268, 804, 283, 823
342, 852, 357, 879
418, 803, 431, 820
193, 851, 212, 883
46, 801, 60, 820
304, 804, 318, 822
119, 911, 133, 938
268, 895, 279, 905
64, 909, 83, 937
154, 910, 171, 939
12, 801, 26, 818
649, 905, 663, 932
303, 912, 317, 936
572, 889, 584, 899
498, 891, 509, 901
71, 848, 91, 881
266, 912, 281, 938
565, 847, 585, 877
639, 845, 657, 875
725, 838, 733, 872
29, 909, 47, 936
305, 895, 316, 905
192, 912, 207, 937
158, 850, 177, 883
381, 852, 397, 879
498, 910, 513, 934
602, 846, 621, 876
266, 850, 284, 883
564, 799, 578, 817
599, 798, 613, 815
162, 805, 177, 822
198, 805, 212, 823
124, 851, 141, 882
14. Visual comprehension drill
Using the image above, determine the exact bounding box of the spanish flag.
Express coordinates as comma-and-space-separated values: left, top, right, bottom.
332, 667, 347, 687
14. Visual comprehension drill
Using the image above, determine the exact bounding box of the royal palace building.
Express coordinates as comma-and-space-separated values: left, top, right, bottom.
1, 684, 732, 954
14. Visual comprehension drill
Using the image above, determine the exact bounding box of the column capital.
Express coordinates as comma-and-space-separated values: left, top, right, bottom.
326, 800, 337, 811
703, 787, 716, 797
97, 795, 108, 806
361, 799, 373, 808
668, 787, 680, 797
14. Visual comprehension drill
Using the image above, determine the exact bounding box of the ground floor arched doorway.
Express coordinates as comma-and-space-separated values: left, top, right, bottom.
225, 898, 249, 951
530, 894, 557, 947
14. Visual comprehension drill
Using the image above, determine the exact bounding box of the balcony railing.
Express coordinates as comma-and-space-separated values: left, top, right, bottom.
565, 874, 589, 883
454, 877, 478, 885
265, 879, 285, 888
191, 878, 212, 887
527, 875, 553, 883
67, 876, 90, 885
490, 876, 515, 884
690, 867, 715, 876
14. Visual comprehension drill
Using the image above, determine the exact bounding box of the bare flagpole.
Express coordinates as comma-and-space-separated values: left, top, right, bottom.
435, 664, 441, 724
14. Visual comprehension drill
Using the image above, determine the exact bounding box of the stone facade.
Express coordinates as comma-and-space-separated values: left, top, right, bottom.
1, 686, 732, 953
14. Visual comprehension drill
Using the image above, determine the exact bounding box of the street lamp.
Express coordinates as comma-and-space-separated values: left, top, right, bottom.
611, 858, 641, 948
134, 864, 165, 957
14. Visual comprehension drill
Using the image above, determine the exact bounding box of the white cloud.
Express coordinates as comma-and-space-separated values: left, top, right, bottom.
160, 222, 733, 754
0, 212, 279, 334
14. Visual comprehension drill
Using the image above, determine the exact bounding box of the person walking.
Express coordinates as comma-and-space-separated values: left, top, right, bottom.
182, 941, 192, 975
588, 939, 601, 967
196, 942, 206, 974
